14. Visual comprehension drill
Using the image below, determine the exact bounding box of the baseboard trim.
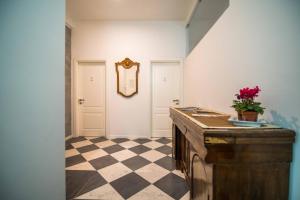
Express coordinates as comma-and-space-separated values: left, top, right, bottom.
151, 133, 172, 138
108, 135, 151, 140
65, 135, 72, 141
107, 135, 171, 139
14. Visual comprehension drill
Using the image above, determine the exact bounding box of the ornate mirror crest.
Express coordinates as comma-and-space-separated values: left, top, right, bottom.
115, 58, 140, 97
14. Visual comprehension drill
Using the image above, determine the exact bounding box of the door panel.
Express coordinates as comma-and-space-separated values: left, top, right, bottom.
153, 114, 173, 130
77, 62, 106, 137
152, 62, 182, 137
82, 113, 104, 129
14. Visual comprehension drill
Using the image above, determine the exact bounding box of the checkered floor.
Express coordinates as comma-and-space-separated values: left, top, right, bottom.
66, 137, 189, 200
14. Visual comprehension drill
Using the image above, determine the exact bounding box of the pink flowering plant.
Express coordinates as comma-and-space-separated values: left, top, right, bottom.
232, 86, 265, 114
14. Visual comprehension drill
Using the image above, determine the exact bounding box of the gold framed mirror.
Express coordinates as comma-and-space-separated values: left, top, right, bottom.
115, 58, 140, 97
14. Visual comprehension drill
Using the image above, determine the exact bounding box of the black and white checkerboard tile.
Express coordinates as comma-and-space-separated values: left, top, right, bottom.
66, 137, 189, 200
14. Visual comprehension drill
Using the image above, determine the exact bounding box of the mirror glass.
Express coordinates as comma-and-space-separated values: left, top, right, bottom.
116, 58, 139, 97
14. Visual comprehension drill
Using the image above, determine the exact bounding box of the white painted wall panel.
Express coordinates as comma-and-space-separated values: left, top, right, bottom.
72, 21, 186, 138
183, 1, 300, 199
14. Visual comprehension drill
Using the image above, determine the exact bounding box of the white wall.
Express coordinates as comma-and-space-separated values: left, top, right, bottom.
184, 1, 300, 199
72, 21, 186, 138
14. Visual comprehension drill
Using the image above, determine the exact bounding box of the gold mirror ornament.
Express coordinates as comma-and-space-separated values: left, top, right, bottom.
115, 58, 140, 97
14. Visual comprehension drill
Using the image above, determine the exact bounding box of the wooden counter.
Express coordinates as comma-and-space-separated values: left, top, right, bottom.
170, 107, 295, 200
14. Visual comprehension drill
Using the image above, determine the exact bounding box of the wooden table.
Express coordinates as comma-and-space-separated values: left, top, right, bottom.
170, 107, 295, 200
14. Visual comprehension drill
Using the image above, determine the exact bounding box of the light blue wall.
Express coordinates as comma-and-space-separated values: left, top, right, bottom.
287, 120, 300, 200
0, 1, 65, 200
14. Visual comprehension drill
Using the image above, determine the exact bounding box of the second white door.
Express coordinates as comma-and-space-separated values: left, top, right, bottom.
152, 61, 182, 138
76, 62, 106, 137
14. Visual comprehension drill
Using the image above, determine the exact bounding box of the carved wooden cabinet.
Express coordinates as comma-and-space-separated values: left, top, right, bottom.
170, 107, 295, 200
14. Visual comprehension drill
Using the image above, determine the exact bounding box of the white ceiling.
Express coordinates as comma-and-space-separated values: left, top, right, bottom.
67, 0, 196, 21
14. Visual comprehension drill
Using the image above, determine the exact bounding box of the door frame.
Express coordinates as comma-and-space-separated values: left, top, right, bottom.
72, 59, 108, 138
150, 59, 184, 138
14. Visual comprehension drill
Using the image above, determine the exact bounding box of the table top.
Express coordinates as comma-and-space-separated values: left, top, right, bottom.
170, 107, 280, 129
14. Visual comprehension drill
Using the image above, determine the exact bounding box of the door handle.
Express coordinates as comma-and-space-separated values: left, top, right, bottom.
172, 99, 180, 105
78, 98, 85, 105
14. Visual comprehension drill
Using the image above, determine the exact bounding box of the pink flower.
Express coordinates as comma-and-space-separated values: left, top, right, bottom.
236, 86, 261, 100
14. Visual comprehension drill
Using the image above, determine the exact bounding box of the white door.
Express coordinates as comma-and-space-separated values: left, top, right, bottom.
76, 62, 106, 137
152, 61, 182, 137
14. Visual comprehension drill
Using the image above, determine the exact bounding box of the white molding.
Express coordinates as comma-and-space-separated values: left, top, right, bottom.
71, 59, 76, 138
65, 22, 73, 29
150, 59, 184, 138
65, 135, 72, 141
72, 59, 108, 138
77, 60, 106, 64
150, 60, 181, 64
66, 17, 76, 29
185, 0, 200, 27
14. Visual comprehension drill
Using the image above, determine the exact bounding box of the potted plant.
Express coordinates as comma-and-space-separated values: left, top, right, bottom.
232, 86, 265, 121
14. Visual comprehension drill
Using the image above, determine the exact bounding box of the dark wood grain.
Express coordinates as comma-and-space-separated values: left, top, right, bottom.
170, 107, 295, 200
